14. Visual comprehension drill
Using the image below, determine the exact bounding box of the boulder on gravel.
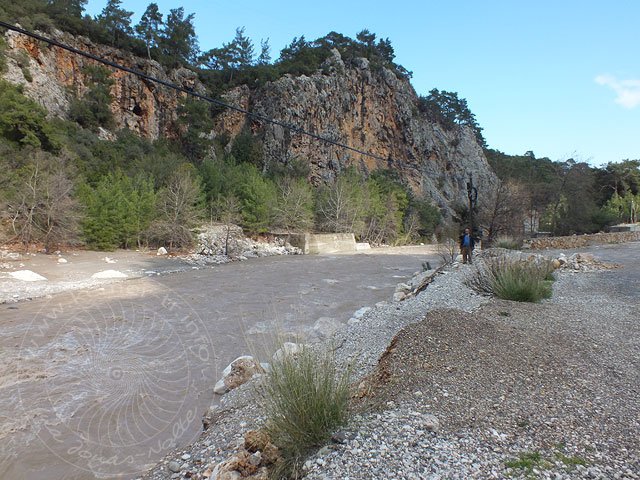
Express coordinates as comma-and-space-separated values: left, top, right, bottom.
214, 356, 265, 395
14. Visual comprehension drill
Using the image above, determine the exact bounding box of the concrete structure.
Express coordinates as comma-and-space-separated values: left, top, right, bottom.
271, 232, 357, 254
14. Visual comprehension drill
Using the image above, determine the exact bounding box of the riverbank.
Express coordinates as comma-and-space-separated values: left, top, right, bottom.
143, 242, 639, 480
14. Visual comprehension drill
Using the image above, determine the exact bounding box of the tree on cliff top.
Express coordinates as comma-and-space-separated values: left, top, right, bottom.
95, 0, 134, 47
157, 7, 198, 67
418, 89, 485, 147
135, 2, 163, 60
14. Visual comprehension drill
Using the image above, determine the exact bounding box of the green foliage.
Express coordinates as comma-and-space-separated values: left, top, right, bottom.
230, 129, 263, 167
234, 162, 277, 233
79, 170, 156, 250
262, 344, 350, 479
157, 7, 198, 67
418, 89, 485, 146
135, 2, 163, 60
602, 190, 639, 224
0, 80, 60, 151
469, 256, 554, 303
175, 96, 214, 162
68, 65, 115, 132
200, 155, 277, 233
95, 0, 134, 47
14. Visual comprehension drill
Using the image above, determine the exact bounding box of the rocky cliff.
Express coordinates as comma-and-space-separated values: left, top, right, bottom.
2, 28, 497, 217
216, 49, 497, 214
2, 27, 199, 139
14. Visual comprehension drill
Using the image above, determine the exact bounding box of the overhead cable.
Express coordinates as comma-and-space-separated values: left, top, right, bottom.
0, 20, 390, 163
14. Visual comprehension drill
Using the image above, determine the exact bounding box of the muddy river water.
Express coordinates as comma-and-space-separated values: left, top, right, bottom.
0, 247, 439, 479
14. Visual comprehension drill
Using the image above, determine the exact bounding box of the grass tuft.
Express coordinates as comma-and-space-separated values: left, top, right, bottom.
261, 344, 351, 479
468, 255, 554, 303
493, 235, 521, 250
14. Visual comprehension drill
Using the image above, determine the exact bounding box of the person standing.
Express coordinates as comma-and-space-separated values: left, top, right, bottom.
459, 227, 475, 264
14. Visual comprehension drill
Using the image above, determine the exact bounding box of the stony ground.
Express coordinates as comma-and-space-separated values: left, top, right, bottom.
144, 244, 639, 480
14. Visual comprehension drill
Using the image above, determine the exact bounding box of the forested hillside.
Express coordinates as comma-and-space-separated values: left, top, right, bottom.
0, 0, 637, 252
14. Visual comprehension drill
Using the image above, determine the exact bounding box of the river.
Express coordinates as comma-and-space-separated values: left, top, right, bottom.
0, 247, 439, 479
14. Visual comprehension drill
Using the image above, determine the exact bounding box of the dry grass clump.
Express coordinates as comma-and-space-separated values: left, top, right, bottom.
468, 255, 555, 302
493, 235, 522, 250
261, 344, 350, 478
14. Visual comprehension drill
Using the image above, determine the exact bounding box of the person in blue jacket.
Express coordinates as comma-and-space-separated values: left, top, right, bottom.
459, 227, 476, 264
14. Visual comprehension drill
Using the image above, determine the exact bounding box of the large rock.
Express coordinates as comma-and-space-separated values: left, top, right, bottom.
214, 356, 265, 395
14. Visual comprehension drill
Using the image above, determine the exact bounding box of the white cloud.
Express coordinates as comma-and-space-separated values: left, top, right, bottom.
595, 74, 640, 109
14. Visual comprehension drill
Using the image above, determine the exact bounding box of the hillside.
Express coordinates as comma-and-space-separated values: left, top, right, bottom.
1, 25, 496, 221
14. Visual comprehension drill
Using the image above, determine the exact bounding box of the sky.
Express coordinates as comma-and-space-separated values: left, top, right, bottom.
84, 0, 640, 167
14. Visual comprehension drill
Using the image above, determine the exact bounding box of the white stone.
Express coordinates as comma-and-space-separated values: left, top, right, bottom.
353, 307, 371, 319
9, 270, 47, 281
213, 378, 228, 395
57, 258, 68, 264
313, 317, 344, 339
272, 342, 305, 362
157, 247, 168, 256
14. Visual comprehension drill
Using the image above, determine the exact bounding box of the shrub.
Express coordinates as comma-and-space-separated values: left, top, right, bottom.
262, 345, 350, 478
493, 235, 521, 250
468, 255, 554, 303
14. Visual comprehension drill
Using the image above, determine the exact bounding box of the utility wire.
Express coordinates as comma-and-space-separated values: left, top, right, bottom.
0, 20, 391, 163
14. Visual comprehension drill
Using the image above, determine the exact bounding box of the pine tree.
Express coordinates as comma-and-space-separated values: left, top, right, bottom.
135, 3, 163, 60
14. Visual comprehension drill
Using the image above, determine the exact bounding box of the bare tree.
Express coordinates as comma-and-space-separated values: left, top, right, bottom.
148, 165, 203, 250
316, 174, 365, 234
212, 194, 242, 255
480, 179, 527, 244
2, 151, 81, 251
272, 177, 314, 233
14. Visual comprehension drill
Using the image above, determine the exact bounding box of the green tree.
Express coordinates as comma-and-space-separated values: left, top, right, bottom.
95, 0, 134, 46
158, 7, 198, 67
68, 65, 115, 132
135, 2, 163, 60
175, 96, 213, 162
233, 162, 277, 233
80, 170, 157, 250
257, 38, 271, 65
47, 0, 87, 18
418, 89, 485, 146
199, 27, 255, 82
0, 80, 60, 151
230, 129, 263, 167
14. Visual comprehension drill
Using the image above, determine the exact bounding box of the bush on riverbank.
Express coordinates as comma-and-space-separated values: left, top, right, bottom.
261, 345, 351, 478
468, 256, 554, 303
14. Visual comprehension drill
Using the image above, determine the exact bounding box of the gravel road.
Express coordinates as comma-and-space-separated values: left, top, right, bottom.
145, 242, 639, 480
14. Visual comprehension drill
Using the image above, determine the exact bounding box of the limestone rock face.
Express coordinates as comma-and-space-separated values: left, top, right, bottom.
215, 49, 498, 217
2, 27, 199, 139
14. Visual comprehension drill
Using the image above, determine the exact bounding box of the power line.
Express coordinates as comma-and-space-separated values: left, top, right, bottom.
0, 20, 391, 163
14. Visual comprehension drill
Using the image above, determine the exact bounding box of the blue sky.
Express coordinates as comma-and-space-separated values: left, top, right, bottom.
85, 0, 640, 166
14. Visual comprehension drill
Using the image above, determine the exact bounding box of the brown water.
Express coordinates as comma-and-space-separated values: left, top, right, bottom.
0, 248, 439, 479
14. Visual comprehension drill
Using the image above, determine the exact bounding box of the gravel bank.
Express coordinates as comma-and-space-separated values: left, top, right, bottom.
144, 244, 639, 480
